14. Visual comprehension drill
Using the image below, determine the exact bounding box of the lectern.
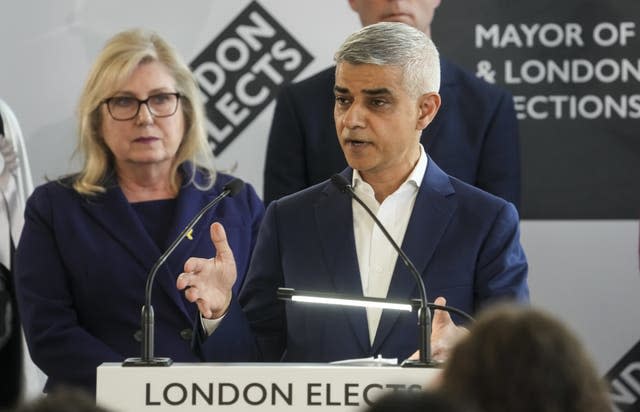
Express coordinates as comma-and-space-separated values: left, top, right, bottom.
97, 363, 439, 412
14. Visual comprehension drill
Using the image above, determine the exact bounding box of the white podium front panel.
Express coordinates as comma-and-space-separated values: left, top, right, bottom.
97, 363, 439, 412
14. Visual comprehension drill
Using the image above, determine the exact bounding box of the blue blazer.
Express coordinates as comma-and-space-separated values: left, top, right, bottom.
15, 167, 263, 393
264, 59, 521, 208
239, 158, 528, 362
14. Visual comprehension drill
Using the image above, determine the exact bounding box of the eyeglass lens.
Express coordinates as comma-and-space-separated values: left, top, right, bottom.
106, 93, 179, 120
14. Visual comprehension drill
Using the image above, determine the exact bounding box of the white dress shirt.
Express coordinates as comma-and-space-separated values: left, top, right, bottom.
352, 145, 428, 345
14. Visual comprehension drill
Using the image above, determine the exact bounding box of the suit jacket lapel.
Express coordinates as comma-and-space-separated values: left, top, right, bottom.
315, 169, 370, 353
373, 158, 457, 353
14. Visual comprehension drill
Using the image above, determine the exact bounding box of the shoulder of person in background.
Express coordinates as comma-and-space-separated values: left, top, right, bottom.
12, 387, 113, 412
365, 390, 468, 412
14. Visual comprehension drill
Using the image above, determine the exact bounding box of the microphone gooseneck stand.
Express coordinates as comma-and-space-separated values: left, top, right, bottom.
331, 173, 441, 367
123, 178, 244, 366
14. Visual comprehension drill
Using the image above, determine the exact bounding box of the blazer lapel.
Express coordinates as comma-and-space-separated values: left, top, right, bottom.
79, 172, 209, 323
80, 184, 160, 282
372, 158, 457, 353
314, 169, 370, 353
157, 171, 221, 321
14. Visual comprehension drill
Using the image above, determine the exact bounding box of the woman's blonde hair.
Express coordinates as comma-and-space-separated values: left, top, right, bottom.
74, 28, 215, 195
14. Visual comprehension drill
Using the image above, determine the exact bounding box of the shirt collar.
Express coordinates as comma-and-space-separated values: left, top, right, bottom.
352, 144, 428, 191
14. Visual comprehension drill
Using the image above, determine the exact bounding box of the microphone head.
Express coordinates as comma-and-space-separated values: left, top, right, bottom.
330, 173, 352, 193
223, 178, 245, 197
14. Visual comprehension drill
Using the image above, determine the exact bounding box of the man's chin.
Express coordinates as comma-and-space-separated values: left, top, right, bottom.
343, 156, 371, 173
341, 142, 372, 160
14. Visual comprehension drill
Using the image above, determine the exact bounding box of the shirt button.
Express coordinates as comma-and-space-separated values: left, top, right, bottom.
180, 328, 193, 341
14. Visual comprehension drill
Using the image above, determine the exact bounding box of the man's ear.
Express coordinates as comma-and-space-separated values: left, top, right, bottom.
416, 92, 441, 130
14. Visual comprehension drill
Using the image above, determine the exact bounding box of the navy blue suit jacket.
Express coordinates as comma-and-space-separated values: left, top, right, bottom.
264, 59, 521, 208
15, 167, 263, 393
239, 158, 528, 362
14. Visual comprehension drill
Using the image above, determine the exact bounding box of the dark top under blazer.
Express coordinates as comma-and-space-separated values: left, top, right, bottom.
15, 166, 264, 393
264, 59, 521, 208
239, 158, 529, 363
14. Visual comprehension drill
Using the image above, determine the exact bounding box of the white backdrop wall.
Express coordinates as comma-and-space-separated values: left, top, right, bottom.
1, 0, 638, 378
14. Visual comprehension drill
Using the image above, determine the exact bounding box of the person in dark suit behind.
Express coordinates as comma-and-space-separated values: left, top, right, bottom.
183, 22, 528, 364
14, 29, 264, 395
438, 304, 612, 412
264, 0, 520, 209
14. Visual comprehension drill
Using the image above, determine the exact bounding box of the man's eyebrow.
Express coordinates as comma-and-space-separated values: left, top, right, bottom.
362, 88, 392, 96
333, 86, 392, 95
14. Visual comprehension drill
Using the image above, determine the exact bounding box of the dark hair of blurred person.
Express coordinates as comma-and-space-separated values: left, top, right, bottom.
11, 387, 111, 412
438, 305, 612, 412
364, 390, 468, 412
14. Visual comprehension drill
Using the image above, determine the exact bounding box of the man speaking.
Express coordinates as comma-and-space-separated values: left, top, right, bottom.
177, 22, 529, 363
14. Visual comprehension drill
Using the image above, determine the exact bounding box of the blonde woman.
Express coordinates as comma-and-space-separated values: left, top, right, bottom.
15, 29, 263, 394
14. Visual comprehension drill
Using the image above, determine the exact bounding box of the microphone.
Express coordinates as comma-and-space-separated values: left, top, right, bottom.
331, 173, 440, 367
123, 177, 245, 366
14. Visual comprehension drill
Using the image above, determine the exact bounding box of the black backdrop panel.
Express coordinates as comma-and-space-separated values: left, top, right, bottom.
432, 0, 640, 219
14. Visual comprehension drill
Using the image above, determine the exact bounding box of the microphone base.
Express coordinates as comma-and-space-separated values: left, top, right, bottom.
122, 357, 173, 367
400, 358, 442, 368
